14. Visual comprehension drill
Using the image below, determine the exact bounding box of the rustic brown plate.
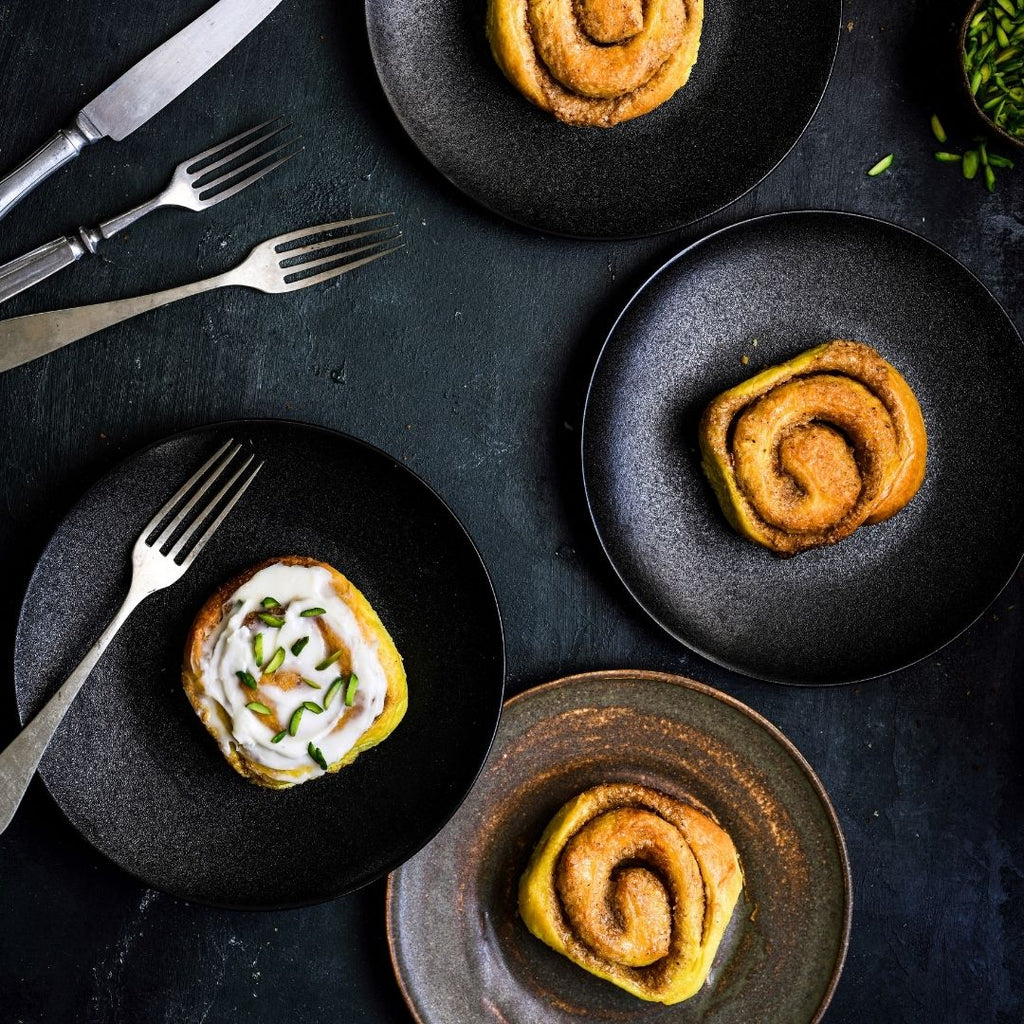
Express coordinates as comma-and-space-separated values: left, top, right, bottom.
387, 670, 851, 1023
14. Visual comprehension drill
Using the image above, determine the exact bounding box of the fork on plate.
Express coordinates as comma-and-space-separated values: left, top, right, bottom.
0, 117, 300, 305
0, 214, 403, 373
0, 440, 262, 835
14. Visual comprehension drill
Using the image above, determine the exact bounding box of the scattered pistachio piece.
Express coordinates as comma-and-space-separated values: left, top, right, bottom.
264, 647, 286, 674
985, 163, 998, 190
989, 152, 1015, 167
271, 731, 287, 744
934, 151, 962, 162
930, 114, 948, 142
302, 701, 324, 714
345, 674, 360, 707
302, 677, 322, 689
867, 153, 894, 176
254, 632, 264, 665
963, 149, 981, 178
324, 677, 345, 709
246, 701, 272, 715
288, 706, 305, 736
236, 670, 258, 690
308, 743, 329, 770
258, 612, 286, 628
261, 596, 281, 608
300, 607, 326, 618
315, 650, 343, 671
291, 636, 310, 656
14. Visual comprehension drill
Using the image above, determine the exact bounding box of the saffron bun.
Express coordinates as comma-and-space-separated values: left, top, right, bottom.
486, 0, 704, 128
699, 340, 927, 556
182, 556, 407, 789
519, 782, 743, 1004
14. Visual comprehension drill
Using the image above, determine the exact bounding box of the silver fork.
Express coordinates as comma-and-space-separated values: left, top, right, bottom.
0, 215, 402, 374
0, 440, 262, 835
0, 117, 299, 305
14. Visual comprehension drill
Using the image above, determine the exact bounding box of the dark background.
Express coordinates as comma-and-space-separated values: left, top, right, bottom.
0, 0, 1021, 1021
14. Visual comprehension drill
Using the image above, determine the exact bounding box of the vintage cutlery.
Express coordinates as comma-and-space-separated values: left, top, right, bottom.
0, 215, 402, 374
0, 119, 299, 305
0, 0, 287, 222
0, 440, 262, 835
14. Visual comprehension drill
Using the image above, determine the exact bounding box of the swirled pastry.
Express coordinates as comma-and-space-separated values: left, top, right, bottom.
183, 556, 407, 788
487, 0, 704, 127
699, 340, 927, 556
519, 783, 743, 1004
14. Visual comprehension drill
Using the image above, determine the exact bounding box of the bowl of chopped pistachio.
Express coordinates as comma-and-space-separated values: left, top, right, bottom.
960, 0, 1024, 149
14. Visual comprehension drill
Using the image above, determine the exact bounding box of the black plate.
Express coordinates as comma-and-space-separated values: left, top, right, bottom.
582, 212, 1024, 684
14, 421, 505, 908
365, 0, 840, 238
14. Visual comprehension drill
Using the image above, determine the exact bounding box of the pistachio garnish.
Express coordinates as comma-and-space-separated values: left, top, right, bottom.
288, 706, 305, 736
323, 677, 345, 709
258, 612, 286, 628
264, 647, 286, 674
345, 674, 360, 707
302, 701, 324, 714
254, 632, 264, 665
866, 153, 894, 176
308, 743, 329, 770
271, 731, 287, 744
291, 636, 310, 656
246, 701, 272, 715
303, 677, 322, 689
315, 650, 343, 671
261, 596, 281, 608
300, 607, 326, 618
236, 670, 258, 690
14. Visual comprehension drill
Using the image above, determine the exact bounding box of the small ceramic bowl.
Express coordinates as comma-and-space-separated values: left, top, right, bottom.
958, 0, 1024, 150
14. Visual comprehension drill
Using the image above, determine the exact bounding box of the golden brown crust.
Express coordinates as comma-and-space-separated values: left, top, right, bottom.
518, 783, 743, 1004
698, 340, 928, 556
182, 556, 407, 789
487, 0, 703, 127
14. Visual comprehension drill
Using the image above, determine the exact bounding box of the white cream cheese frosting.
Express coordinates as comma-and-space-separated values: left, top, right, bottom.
196, 562, 389, 775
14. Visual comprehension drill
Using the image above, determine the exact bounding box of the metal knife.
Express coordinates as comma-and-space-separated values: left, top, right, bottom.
0, 0, 287, 224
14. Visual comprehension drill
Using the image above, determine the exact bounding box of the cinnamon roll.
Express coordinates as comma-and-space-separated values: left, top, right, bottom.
699, 340, 927, 556
183, 556, 407, 788
518, 783, 743, 1004
486, 0, 704, 127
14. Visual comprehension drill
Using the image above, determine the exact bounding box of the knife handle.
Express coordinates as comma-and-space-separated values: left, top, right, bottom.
0, 236, 89, 305
0, 115, 102, 223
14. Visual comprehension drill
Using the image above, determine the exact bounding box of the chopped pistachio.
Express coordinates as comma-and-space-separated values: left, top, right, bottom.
271, 731, 287, 744
291, 636, 310, 656
254, 632, 264, 665
302, 701, 324, 714
258, 612, 286, 628
324, 677, 345, 709
236, 670, 258, 690
867, 153, 894, 176
264, 647, 286, 674
246, 701, 272, 715
308, 743, 329, 770
300, 607, 326, 618
288, 706, 305, 736
302, 677, 323, 689
261, 596, 281, 608
345, 674, 360, 707
315, 650, 343, 671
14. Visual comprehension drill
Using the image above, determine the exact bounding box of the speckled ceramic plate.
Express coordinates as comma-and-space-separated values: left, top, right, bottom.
388, 670, 851, 1024
582, 211, 1024, 684
13, 421, 505, 909
364, 0, 840, 238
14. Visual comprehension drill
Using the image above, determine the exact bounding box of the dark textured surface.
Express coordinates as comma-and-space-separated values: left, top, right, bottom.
13, 422, 504, 907
366, 0, 840, 238
583, 212, 1024, 683
389, 671, 850, 1023
0, 0, 1022, 1022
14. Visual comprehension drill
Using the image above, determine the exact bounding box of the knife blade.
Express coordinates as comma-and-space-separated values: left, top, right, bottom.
0, 0, 287, 223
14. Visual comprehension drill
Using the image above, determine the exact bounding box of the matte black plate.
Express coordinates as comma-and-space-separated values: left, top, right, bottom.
14, 421, 505, 908
388, 671, 851, 1023
582, 212, 1024, 684
364, 0, 840, 238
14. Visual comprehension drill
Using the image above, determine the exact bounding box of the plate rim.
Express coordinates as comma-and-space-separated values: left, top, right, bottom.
386, 667, 853, 1024
13, 416, 507, 911
580, 209, 1024, 685
362, 0, 843, 240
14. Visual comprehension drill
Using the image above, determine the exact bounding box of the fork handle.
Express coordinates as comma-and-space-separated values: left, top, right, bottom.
0, 235, 89, 305
0, 270, 239, 374
0, 589, 145, 835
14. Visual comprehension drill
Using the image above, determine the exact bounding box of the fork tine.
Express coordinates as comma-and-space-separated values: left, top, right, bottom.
280, 225, 396, 263
167, 453, 256, 561
151, 442, 245, 549
140, 439, 235, 542
185, 117, 284, 173
284, 244, 404, 291
284, 236, 401, 276
273, 215, 394, 251
180, 461, 264, 568
197, 137, 300, 193
198, 151, 299, 207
